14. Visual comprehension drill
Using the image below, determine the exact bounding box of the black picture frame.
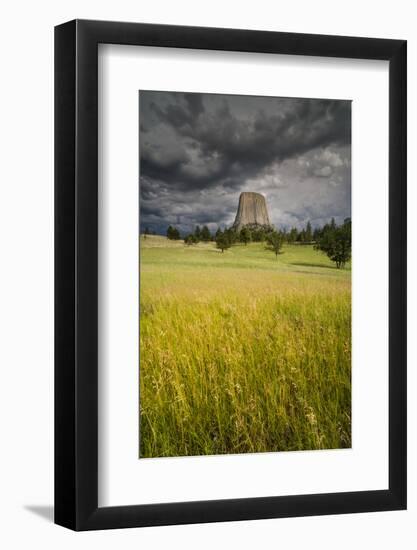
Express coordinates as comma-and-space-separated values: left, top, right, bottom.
55, 19, 407, 531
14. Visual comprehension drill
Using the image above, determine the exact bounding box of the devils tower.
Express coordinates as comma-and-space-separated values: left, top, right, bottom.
233, 192, 272, 231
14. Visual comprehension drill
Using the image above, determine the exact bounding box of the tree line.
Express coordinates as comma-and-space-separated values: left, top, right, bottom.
163, 218, 351, 268
168, 221, 327, 245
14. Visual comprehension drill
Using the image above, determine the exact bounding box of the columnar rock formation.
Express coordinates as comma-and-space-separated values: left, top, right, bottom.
232, 192, 272, 231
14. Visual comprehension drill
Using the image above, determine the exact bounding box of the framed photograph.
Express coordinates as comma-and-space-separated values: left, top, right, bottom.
55, 20, 406, 530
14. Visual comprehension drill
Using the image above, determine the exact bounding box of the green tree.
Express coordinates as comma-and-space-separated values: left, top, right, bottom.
194, 225, 201, 242
288, 227, 298, 244
266, 231, 284, 258
172, 227, 180, 240
305, 221, 312, 243
143, 227, 150, 239
201, 225, 211, 242
215, 230, 231, 253
184, 234, 197, 245
167, 225, 174, 239
167, 225, 180, 240
315, 218, 351, 268
297, 229, 306, 243
251, 227, 266, 242
239, 226, 251, 246
225, 227, 238, 245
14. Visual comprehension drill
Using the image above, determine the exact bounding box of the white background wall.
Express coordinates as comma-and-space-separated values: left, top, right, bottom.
0, 1, 415, 548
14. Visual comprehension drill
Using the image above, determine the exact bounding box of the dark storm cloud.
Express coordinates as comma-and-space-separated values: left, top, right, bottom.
139, 91, 351, 235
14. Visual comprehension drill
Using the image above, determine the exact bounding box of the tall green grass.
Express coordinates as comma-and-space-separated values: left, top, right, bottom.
140, 236, 351, 458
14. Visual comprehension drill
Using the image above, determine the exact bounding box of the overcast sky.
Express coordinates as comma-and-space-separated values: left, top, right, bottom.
139, 91, 351, 235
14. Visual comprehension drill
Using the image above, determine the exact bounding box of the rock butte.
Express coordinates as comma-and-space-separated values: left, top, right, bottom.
232, 192, 272, 231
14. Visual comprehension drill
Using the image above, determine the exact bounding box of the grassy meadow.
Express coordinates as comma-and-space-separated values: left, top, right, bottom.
139, 235, 351, 458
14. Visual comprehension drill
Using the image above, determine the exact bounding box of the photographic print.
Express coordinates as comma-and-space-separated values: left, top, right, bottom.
139, 91, 351, 459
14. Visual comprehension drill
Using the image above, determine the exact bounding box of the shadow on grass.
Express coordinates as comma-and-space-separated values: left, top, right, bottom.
290, 261, 337, 270
183, 245, 219, 253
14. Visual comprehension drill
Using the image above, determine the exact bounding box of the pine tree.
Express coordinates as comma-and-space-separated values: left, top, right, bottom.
225, 227, 238, 245
266, 231, 284, 258
184, 234, 197, 245
288, 227, 298, 243
215, 230, 231, 253
305, 221, 312, 243
239, 227, 251, 246
201, 225, 211, 242
315, 218, 351, 268
172, 227, 180, 240
167, 225, 180, 240
297, 229, 306, 243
